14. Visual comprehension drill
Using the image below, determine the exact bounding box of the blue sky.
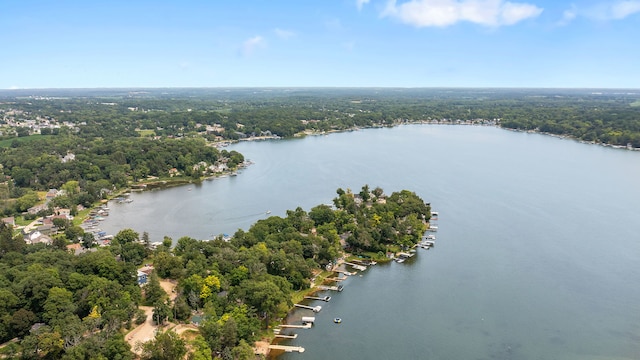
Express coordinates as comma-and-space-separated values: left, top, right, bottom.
1, 0, 638, 89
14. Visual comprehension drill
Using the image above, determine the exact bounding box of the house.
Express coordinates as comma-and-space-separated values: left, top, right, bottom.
66, 243, 82, 255
168, 168, 179, 177
45, 189, 59, 201
25, 231, 53, 245
137, 265, 154, 285
36, 224, 56, 235
27, 204, 48, 215
137, 271, 148, 285
56, 208, 72, 218
1, 217, 15, 227
61, 153, 76, 163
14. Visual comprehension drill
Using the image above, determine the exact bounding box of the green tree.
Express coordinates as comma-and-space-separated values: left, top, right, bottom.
139, 330, 186, 360
232, 339, 256, 360
144, 272, 167, 306
43, 287, 76, 328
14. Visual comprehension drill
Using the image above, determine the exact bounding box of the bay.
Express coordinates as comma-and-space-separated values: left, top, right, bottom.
101, 125, 640, 359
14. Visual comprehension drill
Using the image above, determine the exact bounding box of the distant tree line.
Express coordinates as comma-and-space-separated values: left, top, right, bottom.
2, 88, 638, 146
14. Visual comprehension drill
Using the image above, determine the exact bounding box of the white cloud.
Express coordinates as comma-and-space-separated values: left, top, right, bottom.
611, 0, 640, 19
557, 4, 577, 26
382, 0, 543, 27
274, 28, 295, 39
356, 0, 371, 10
9, 86, 20, 90
240, 36, 266, 56
561, 1, 640, 23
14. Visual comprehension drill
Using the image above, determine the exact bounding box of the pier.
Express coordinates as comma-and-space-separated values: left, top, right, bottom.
336, 270, 355, 276
277, 323, 312, 329
294, 304, 322, 312
268, 345, 305, 353
304, 295, 332, 302
344, 262, 367, 271
316, 284, 344, 292
274, 334, 298, 339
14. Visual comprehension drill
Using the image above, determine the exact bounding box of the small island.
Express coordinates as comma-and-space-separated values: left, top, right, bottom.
0, 185, 431, 359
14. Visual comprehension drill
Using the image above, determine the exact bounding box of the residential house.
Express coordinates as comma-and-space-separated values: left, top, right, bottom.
27, 204, 48, 215
25, 231, 53, 245
1, 217, 15, 227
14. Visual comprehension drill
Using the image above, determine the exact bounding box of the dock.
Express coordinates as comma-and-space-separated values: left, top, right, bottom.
336, 270, 355, 276
268, 345, 305, 353
294, 304, 322, 312
325, 277, 346, 282
277, 323, 312, 329
274, 334, 298, 339
304, 295, 331, 302
316, 284, 344, 292
344, 262, 367, 271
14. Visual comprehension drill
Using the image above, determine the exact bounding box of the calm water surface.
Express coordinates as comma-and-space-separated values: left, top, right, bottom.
102, 125, 640, 360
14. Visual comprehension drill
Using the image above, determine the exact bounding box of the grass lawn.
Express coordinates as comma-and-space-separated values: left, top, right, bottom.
0, 134, 54, 147
136, 129, 156, 137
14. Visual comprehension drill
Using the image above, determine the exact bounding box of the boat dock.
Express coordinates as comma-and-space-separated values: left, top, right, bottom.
274, 334, 298, 339
344, 262, 367, 271
277, 323, 312, 329
304, 295, 332, 302
316, 284, 344, 292
294, 304, 322, 312
325, 277, 345, 282
336, 270, 355, 276
268, 345, 305, 353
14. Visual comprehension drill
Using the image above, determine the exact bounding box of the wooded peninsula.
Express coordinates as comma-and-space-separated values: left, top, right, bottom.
0, 185, 430, 359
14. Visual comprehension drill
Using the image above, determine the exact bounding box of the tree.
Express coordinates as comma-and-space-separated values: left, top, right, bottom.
188, 335, 212, 360
232, 340, 256, 360
152, 300, 171, 326
144, 272, 167, 306
113, 228, 139, 246
142, 231, 150, 249
309, 204, 335, 226
10, 308, 37, 337
65, 225, 85, 242
139, 330, 186, 360
43, 287, 76, 328
0, 222, 24, 255
61, 180, 80, 196
81, 232, 95, 249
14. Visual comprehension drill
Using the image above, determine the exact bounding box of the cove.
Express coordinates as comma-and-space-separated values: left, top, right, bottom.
101, 125, 640, 359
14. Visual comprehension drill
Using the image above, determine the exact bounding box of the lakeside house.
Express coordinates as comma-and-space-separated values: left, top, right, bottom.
1, 217, 15, 227
137, 265, 154, 285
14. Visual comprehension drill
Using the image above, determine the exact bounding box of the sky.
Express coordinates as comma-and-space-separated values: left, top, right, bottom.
1, 0, 639, 89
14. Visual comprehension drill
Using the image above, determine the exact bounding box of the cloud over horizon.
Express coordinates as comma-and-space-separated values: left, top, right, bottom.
382, 0, 543, 27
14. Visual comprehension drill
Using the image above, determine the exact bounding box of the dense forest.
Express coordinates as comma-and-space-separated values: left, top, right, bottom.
0, 186, 430, 359
1, 88, 639, 144
0, 135, 244, 217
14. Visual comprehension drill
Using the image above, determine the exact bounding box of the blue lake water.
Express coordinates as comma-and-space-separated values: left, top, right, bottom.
101, 125, 640, 359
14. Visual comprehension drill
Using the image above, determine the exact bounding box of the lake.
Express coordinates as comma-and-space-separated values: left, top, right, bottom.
101, 125, 640, 360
